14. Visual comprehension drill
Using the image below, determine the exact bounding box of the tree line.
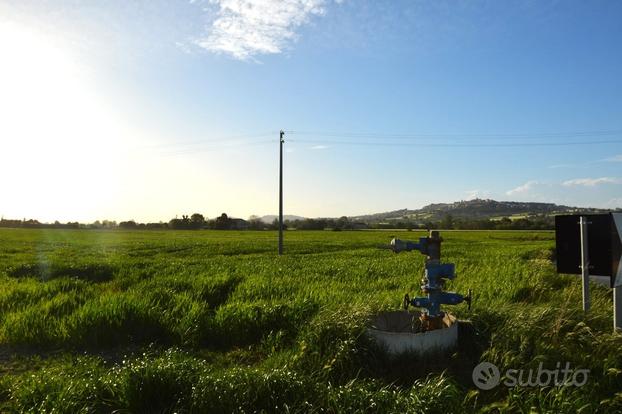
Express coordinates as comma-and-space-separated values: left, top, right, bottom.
0, 213, 555, 231
120, 213, 272, 230
363, 214, 554, 230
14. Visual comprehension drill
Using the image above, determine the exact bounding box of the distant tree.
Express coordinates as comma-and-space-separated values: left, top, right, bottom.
248, 217, 266, 230
145, 222, 167, 229
66, 222, 80, 229
191, 213, 204, 223
214, 213, 231, 230
119, 220, 138, 229
422, 221, 434, 231
336, 216, 350, 230
496, 217, 512, 230
168, 219, 182, 229
169, 215, 193, 230
440, 214, 454, 230
101, 220, 117, 229
190, 213, 205, 229
270, 218, 288, 231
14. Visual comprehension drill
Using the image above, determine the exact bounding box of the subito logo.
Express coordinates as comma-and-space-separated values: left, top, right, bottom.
472, 362, 501, 390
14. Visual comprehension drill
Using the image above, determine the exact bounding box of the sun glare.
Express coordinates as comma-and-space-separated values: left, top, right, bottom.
0, 22, 124, 222
0, 22, 225, 223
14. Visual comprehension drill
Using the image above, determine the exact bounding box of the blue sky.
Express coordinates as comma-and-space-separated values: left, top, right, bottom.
1, 0, 621, 222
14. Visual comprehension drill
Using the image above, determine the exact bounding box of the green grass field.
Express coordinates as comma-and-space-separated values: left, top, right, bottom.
0, 228, 620, 413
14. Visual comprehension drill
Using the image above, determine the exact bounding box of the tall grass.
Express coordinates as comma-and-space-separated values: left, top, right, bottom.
0, 228, 620, 412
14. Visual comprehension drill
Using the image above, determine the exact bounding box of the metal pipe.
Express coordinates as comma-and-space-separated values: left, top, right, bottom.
579, 216, 590, 312
615, 285, 622, 331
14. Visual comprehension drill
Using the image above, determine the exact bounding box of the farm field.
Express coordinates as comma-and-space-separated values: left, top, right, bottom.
0, 228, 620, 413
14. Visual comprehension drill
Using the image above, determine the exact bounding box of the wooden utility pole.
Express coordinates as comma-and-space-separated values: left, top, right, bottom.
278, 130, 284, 255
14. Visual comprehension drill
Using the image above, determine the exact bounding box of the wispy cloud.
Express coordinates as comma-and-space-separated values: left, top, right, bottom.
195, 0, 336, 60
548, 155, 622, 168
506, 180, 538, 196
310, 144, 329, 150
604, 154, 622, 162
605, 198, 622, 208
562, 177, 622, 187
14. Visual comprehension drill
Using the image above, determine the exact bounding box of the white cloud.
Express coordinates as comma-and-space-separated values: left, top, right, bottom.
195, 0, 333, 60
310, 144, 329, 150
604, 154, 622, 162
562, 177, 622, 187
506, 180, 538, 196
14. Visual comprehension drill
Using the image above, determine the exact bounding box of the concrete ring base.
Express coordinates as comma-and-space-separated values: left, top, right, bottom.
367, 310, 458, 355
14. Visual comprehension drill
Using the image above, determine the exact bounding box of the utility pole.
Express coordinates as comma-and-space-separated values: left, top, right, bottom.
278, 130, 284, 255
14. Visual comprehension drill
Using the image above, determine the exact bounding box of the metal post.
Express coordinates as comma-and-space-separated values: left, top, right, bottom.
278, 130, 284, 255
579, 216, 590, 312
615, 286, 622, 331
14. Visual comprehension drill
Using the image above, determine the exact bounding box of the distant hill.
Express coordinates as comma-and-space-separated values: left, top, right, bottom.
256, 199, 617, 226
350, 199, 611, 223
258, 214, 306, 224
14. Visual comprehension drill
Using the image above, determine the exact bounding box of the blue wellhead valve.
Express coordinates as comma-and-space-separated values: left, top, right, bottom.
390, 230, 472, 330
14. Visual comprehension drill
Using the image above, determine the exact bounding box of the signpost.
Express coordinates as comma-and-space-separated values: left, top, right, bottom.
579, 216, 590, 312
555, 213, 622, 331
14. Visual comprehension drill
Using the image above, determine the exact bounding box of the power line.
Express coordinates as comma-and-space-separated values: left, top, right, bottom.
116, 127, 622, 157
286, 129, 622, 140
133, 132, 277, 151
152, 139, 274, 156
289, 138, 622, 148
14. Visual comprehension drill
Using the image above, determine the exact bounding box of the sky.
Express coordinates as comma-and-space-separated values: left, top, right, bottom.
0, 0, 621, 223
